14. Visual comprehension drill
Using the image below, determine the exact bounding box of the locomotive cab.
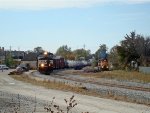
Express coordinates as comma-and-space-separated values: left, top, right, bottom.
98, 59, 109, 71
37, 52, 54, 75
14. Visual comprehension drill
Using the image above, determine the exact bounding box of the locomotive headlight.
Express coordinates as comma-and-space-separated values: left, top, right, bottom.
41, 63, 44, 67
44, 51, 48, 55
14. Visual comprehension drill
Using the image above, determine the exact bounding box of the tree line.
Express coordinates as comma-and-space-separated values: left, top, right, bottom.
55, 45, 91, 60
33, 45, 91, 61
53, 31, 150, 69
4, 31, 149, 69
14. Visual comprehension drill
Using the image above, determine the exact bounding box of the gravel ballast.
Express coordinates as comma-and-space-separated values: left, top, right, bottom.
30, 71, 150, 105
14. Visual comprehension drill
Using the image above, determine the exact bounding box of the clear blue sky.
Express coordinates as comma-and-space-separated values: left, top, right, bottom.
0, 0, 150, 53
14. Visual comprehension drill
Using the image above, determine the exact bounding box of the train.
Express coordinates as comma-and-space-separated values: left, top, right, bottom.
37, 52, 91, 74
37, 52, 54, 74
98, 50, 109, 71
98, 59, 109, 71
37, 52, 66, 74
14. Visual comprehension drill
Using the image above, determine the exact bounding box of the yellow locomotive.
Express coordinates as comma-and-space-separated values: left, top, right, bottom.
98, 51, 109, 71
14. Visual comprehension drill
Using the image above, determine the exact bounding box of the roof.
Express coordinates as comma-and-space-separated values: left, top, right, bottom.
53, 56, 64, 59
22, 53, 38, 61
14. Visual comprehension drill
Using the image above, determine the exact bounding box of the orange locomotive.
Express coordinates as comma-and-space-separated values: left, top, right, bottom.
98, 59, 109, 71
98, 51, 109, 71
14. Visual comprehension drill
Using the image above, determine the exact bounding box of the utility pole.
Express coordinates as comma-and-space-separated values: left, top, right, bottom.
18, 46, 20, 58
8, 46, 12, 67
18, 47, 20, 65
10, 46, 12, 56
83, 44, 85, 50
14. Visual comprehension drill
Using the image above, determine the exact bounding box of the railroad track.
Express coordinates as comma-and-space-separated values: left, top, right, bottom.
52, 72, 150, 92
22, 71, 150, 105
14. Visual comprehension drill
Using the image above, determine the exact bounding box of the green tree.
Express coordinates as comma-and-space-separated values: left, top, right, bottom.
108, 45, 120, 69
116, 31, 139, 68
116, 31, 150, 68
56, 45, 75, 60
5, 53, 14, 67
134, 35, 150, 66
34, 47, 44, 53
73, 49, 91, 60
95, 44, 108, 61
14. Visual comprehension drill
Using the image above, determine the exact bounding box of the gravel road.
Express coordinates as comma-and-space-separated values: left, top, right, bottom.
0, 70, 150, 113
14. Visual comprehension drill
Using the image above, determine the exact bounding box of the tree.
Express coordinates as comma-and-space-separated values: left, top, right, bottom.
116, 31, 150, 68
73, 49, 91, 60
108, 45, 120, 69
56, 45, 75, 60
34, 47, 44, 53
95, 44, 108, 61
5, 52, 15, 67
135, 35, 150, 66
116, 32, 139, 68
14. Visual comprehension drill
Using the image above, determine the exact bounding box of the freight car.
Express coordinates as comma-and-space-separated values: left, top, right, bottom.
53, 56, 65, 69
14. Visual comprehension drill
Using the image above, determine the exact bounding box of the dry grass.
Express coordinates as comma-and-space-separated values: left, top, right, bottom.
9, 74, 150, 105
9, 74, 121, 99
61, 70, 150, 83
10, 74, 87, 94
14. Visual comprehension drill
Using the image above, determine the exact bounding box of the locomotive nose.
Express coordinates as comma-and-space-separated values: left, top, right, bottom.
41, 63, 44, 67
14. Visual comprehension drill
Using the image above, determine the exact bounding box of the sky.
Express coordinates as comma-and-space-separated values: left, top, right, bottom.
0, 0, 150, 53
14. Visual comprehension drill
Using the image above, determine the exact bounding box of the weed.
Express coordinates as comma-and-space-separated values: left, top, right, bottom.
10, 73, 150, 106
44, 95, 88, 113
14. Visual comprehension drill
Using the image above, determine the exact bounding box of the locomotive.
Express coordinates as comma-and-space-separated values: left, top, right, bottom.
37, 52, 54, 74
37, 51, 90, 74
98, 50, 109, 71
37, 52, 65, 74
98, 59, 109, 71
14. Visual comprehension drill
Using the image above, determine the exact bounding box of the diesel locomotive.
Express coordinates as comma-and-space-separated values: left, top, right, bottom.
37, 52, 54, 74
37, 52, 65, 74
98, 50, 109, 71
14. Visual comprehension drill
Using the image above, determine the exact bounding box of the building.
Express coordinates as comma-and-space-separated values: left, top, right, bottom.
21, 53, 38, 69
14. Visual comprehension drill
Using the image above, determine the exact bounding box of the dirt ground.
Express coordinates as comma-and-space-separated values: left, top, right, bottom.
0, 70, 150, 113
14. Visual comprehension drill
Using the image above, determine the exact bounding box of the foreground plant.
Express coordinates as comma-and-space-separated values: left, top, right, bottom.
44, 95, 89, 113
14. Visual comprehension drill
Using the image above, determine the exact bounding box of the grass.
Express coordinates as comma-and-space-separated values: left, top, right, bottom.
9, 73, 150, 106
9, 74, 127, 100
61, 70, 150, 83
10, 74, 94, 95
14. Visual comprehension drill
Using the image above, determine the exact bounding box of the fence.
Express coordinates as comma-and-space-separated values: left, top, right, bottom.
0, 91, 48, 113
